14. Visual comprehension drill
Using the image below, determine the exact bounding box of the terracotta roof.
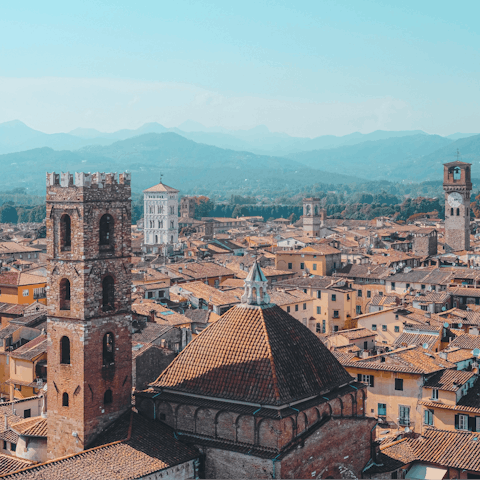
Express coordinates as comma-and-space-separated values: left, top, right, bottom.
423, 369, 476, 391
436, 347, 475, 364
9, 335, 47, 360
0, 273, 45, 287
151, 303, 354, 406
0, 455, 33, 476
393, 332, 438, 349
451, 334, 480, 350
0, 243, 41, 254
2, 410, 198, 479
143, 182, 179, 193
11, 417, 47, 437
327, 327, 375, 341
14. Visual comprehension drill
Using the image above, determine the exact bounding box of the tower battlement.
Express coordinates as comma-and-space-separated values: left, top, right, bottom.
47, 171, 131, 188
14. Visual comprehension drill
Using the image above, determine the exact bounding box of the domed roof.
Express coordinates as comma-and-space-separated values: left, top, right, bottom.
150, 302, 354, 406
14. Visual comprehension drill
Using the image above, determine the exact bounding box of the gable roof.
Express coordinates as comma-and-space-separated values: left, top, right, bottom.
151, 303, 354, 406
143, 182, 179, 193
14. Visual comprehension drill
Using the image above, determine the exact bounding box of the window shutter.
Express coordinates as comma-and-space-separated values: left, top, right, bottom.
469, 416, 475, 432
455, 414, 459, 429
370, 376, 374, 388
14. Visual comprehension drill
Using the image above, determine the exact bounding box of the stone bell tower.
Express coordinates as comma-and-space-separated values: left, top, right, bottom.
443, 160, 472, 252
46, 172, 132, 459
302, 197, 324, 237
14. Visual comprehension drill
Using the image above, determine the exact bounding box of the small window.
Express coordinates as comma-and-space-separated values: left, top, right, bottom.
421, 284, 425, 290
60, 214, 72, 251
103, 332, 115, 366
382, 325, 387, 332
333, 325, 339, 332
104, 389, 113, 404
406, 283, 410, 289
303, 303, 306, 310
457, 208, 460, 216
372, 324, 377, 331
358, 290, 362, 297
99, 214, 114, 247
3, 440, 6, 450
378, 403, 386, 416
62, 392, 69, 407
60, 336, 70, 365
22, 289, 29, 297
316, 306, 321, 314
10, 443, 16, 452
313, 263, 317, 271
317, 291, 321, 299
395, 378, 404, 391
23, 409, 31, 419
322, 320, 326, 333
332, 294, 337, 301
451, 207, 454, 216
287, 306, 290, 313
356, 305, 362, 314
457, 414, 468, 430
300, 263, 305, 270
288, 263, 292, 270
367, 290, 371, 298
394, 326, 400, 333
316, 322, 321, 333
424, 409, 434, 426
102, 276, 115, 312
295, 304, 299, 312
432, 389, 439, 400
391, 282, 396, 291
333, 310, 339, 318
59, 278, 71, 310
364, 341, 368, 350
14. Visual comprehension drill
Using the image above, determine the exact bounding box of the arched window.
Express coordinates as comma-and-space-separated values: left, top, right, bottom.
99, 214, 114, 247
60, 336, 70, 364
60, 214, 71, 251
158, 220, 163, 229
155, 235, 158, 244
59, 278, 71, 310
103, 332, 115, 366
457, 208, 460, 216
104, 389, 113, 404
102, 276, 115, 312
62, 392, 69, 406
451, 208, 454, 216
454, 167, 461, 180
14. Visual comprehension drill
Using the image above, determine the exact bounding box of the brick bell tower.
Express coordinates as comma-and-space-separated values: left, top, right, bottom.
46, 172, 132, 459
443, 159, 472, 253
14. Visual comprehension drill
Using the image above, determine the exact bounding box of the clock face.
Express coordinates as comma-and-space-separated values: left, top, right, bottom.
447, 192, 464, 208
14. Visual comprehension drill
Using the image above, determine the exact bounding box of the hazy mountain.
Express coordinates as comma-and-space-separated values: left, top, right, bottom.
446, 133, 479, 141
0, 133, 361, 195
288, 134, 454, 181
68, 122, 169, 141
0, 120, 112, 155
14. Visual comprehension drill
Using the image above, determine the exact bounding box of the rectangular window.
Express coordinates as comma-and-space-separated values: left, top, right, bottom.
394, 326, 400, 333
458, 414, 468, 430
317, 291, 321, 299
287, 306, 290, 313
333, 310, 339, 318
406, 283, 410, 289
358, 374, 374, 387
23, 409, 31, 419
295, 304, 298, 312
424, 409, 434, 426
356, 305, 362, 314
322, 320, 326, 333
22, 289, 29, 297
303, 303, 306, 310
347, 294, 350, 300
10, 443, 16, 452
313, 263, 317, 271
300, 263, 305, 270
395, 378, 404, 391
431, 389, 438, 400
364, 341, 368, 350
399, 405, 410, 426
391, 282, 396, 291
358, 290, 362, 297
3, 440, 6, 450
367, 290, 371, 298
333, 325, 339, 332
316, 322, 321, 333
317, 306, 321, 314
372, 324, 377, 331
382, 325, 387, 331
332, 294, 337, 301
378, 403, 386, 416
421, 284, 425, 290
288, 263, 292, 270
147, 292, 154, 299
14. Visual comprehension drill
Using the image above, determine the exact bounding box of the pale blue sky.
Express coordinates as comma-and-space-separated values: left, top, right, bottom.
1, 0, 479, 136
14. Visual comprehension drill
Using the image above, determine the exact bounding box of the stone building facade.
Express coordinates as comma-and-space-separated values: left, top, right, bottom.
46, 172, 133, 459
144, 181, 179, 246
443, 160, 472, 253
181, 197, 196, 219
136, 262, 376, 479
302, 198, 326, 237
412, 229, 438, 257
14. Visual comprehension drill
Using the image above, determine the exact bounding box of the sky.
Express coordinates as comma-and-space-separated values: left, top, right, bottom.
1, 0, 479, 137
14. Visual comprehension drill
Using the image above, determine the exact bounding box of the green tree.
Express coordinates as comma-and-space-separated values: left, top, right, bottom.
0, 205, 18, 223
232, 205, 249, 218
194, 198, 215, 219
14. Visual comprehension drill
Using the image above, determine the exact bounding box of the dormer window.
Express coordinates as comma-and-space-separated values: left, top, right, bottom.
431, 388, 438, 400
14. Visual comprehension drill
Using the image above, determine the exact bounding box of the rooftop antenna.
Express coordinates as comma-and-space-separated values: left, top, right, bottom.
456, 149, 461, 161
160, 172, 164, 184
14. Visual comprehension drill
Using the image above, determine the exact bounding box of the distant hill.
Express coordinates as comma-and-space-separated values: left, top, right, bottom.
446, 133, 479, 141
0, 133, 361, 195
287, 134, 456, 181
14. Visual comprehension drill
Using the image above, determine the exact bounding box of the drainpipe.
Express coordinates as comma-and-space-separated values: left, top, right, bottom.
152, 392, 162, 419
272, 453, 281, 479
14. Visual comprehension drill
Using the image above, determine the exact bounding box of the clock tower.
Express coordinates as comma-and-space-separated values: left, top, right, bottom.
443, 160, 472, 252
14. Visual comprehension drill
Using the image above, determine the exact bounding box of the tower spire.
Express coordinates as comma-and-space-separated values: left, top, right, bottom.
241, 260, 270, 306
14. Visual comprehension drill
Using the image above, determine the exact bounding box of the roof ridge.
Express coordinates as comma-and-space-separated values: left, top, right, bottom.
259, 308, 282, 404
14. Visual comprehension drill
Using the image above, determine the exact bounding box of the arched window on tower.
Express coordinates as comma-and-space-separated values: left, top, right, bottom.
454, 167, 461, 180
99, 214, 114, 248
60, 336, 70, 365
451, 208, 454, 216
62, 392, 69, 407
59, 278, 71, 310
103, 332, 115, 366
60, 214, 71, 251
457, 208, 460, 216
102, 276, 115, 312
104, 389, 113, 404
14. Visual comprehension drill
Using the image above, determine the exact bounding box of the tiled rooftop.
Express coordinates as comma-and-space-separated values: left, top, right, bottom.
151, 303, 354, 406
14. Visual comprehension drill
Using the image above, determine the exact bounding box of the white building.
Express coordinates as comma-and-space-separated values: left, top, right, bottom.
143, 181, 179, 245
